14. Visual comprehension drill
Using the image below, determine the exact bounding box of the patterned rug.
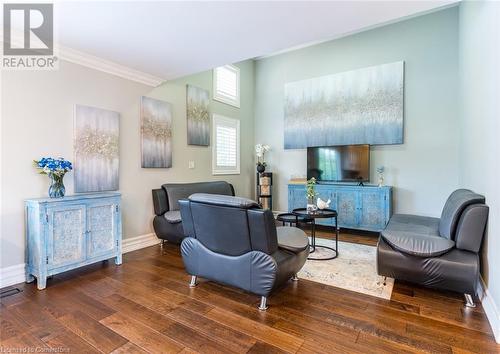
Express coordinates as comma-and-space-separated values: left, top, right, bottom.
298, 238, 394, 299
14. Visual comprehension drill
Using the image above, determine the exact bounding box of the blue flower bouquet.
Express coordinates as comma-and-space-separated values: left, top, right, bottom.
34, 157, 73, 198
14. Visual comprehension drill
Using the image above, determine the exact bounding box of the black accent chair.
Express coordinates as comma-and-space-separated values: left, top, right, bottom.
152, 181, 234, 244
377, 189, 489, 307
179, 193, 309, 310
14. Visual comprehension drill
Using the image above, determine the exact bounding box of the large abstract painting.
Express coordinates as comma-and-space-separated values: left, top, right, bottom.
186, 85, 210, 146
74, 104, 119, 192
284, 61, 404, 149
141, 96, 173, 168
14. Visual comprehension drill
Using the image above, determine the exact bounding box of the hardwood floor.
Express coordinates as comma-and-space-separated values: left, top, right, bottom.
1, 232, 498, 353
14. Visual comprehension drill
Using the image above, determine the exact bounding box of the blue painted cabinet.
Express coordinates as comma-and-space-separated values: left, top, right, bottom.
25, 193, 122, 289
288, 184, 392, 231
337, 189, 359, 228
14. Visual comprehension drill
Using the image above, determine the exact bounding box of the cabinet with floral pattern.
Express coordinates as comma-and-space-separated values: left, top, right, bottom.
288, 184, 392, 231
25, 193, 122, 289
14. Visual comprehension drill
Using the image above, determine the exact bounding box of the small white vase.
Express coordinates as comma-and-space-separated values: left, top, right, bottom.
378, 174, 384, 187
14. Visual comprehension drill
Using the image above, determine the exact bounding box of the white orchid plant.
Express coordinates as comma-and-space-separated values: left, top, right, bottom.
255, 144, 270, 168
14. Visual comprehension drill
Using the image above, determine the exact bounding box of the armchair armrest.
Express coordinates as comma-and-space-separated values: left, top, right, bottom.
455, 204, 489, 253
152, 188, 168, 215
277, 226, 309, 254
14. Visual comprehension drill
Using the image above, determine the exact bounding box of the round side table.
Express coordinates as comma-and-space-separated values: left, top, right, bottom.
276, 213, 313, 227
292, 208, 338, 261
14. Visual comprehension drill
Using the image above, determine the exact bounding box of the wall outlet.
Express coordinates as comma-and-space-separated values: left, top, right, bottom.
188, 161, 195, 169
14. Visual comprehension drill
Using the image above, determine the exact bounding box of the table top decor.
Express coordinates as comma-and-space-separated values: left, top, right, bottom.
316, 197, 331, 210
255, 143, 270, 173
306, 177, 318, 212
34, 157, 72, 198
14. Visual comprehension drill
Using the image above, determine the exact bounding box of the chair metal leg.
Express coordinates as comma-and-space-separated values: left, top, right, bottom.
189, 275, 197, 288
383, 276, 387, 286
258, 296, 268, 311
464, 293, 476, 308
292, 274, 299, 281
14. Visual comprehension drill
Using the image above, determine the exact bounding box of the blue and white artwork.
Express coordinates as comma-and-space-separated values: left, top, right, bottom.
74, 104, 120, 192
284, 61, 404, 149
141, 96, 172, 168
186, 85, 210, 146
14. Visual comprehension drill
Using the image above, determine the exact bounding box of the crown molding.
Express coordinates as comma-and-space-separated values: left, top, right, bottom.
58, 45, 164, 87
2, 29, 165, 87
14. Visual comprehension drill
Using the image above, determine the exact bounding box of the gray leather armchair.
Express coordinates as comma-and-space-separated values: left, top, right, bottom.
377, 189, 489, 307
152, 181, 234, 243
179, 193, 309, 310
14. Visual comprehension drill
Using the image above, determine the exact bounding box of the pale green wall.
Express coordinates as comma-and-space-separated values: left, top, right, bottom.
459, 0, 500, 336
254, 8, 460, 216
0, 59, 255, 269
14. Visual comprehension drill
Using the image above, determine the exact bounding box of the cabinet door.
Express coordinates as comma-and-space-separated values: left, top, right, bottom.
288, 186, 306, 211
47, 204, 86, 269
358, 191, 386, 230
87, 203, 117, 259
336, 190, 358, 228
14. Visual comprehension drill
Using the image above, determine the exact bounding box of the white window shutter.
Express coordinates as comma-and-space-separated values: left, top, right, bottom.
216, 125, 237, 167
212, 114, 240, 175
213, 65, 240, 108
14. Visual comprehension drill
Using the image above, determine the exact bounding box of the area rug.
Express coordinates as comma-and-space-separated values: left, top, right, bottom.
297, 239, 394, 299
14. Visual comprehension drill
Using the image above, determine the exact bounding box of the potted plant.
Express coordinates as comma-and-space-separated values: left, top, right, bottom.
306, 177, 318, 212
255, 144, 270, 173
34, 157, 73, 198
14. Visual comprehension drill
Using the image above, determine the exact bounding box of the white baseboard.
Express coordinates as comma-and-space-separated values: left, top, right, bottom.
122, 233, 161, 254
477, 277, 500, 343
0, 263, 26, 289
0, 233, 161, 289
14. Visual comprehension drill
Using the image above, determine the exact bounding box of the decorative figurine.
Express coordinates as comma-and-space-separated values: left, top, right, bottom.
316, 197, 331, 210
377, 166, 385, 187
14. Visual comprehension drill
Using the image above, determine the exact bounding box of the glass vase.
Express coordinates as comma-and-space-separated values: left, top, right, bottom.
307, 197, 317, 213
48, 173, 66, 198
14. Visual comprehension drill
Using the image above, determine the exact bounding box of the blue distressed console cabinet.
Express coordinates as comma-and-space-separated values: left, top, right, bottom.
25, 192, 122, 290
288, 184, 392, 231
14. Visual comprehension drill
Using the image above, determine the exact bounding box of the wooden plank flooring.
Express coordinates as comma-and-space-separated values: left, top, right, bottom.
1, 231, 498, 353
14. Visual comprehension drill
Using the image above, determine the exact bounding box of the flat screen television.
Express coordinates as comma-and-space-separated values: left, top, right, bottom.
307, 145, 370, 183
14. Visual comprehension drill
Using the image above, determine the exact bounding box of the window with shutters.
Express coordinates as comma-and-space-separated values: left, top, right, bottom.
212, 114, 240, 175
213, 64, 240, 108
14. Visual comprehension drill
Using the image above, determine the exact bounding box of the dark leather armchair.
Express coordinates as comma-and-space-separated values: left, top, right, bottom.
152, 181, 234, 243
377, 189, 489, 307
179, 193, 309, 310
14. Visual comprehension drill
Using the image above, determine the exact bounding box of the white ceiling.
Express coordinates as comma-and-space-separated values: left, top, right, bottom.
17, 1, 459, 80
